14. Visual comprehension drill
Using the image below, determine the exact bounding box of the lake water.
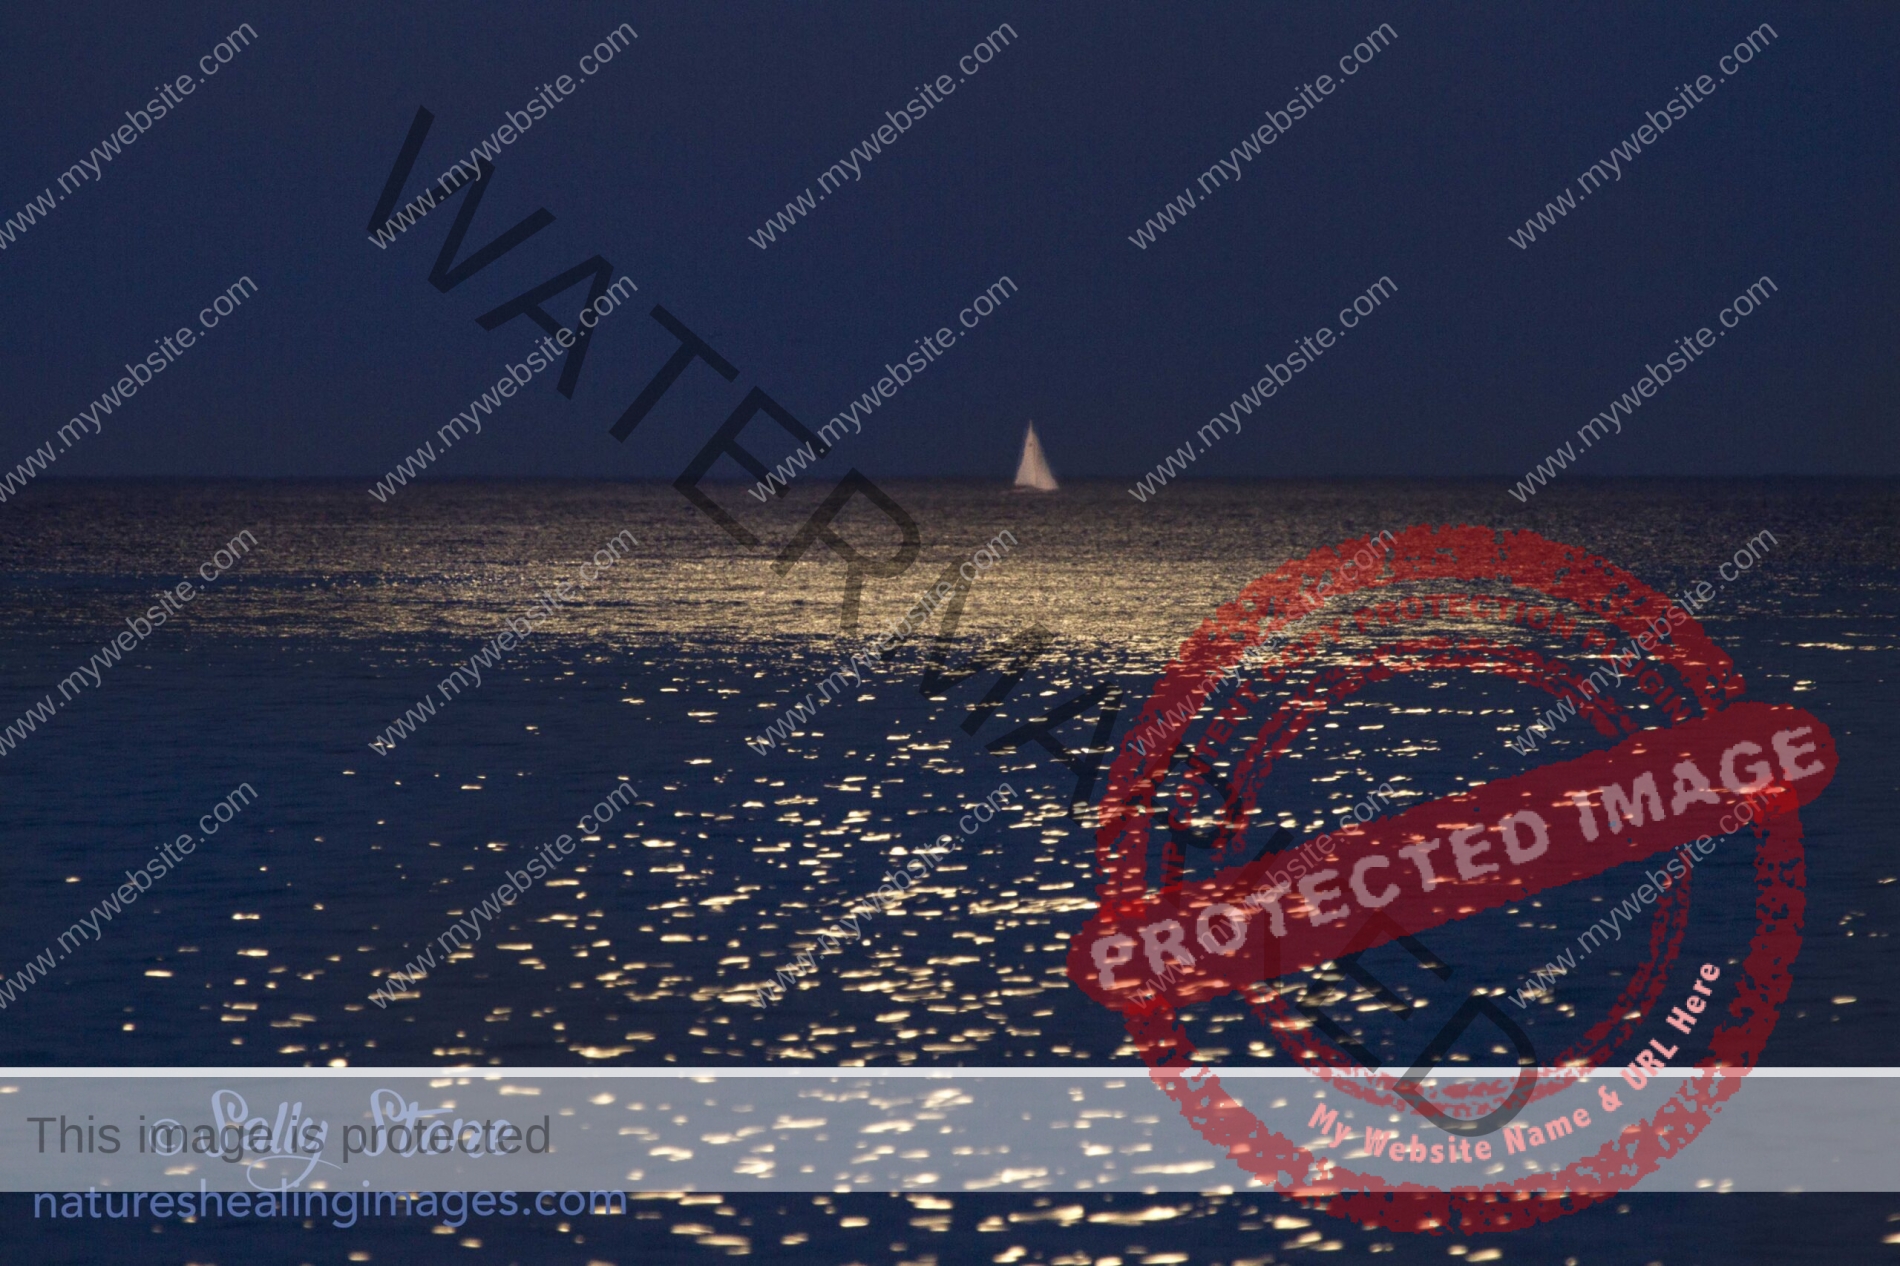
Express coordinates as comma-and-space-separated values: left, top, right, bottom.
0, 477, 1894, 1261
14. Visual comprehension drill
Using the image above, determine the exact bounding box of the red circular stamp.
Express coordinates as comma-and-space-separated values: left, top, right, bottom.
1067, 525, 1837, 1234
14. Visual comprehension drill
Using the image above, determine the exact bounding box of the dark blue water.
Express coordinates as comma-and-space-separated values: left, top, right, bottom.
1, 478, 1895, 1261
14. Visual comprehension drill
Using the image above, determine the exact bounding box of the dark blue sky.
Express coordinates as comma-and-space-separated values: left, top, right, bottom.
1, 1, 1893, 480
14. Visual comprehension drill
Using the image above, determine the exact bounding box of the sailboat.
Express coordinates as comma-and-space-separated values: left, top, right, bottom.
1013, 421, 1059, 492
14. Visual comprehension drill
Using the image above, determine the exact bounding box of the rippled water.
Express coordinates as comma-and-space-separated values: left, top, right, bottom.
0, 479, 1892, 1070
0, 479, 1894, 1257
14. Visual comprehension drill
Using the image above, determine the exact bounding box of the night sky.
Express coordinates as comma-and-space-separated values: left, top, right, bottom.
0, 1, 1893, 481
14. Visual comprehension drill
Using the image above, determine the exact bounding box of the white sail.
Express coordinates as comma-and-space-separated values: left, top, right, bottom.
1013, 422, 1058, 491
